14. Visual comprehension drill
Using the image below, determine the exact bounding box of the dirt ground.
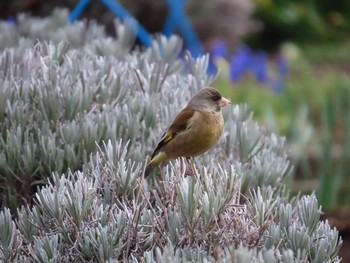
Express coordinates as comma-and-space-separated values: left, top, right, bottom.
340, 236, 350, 262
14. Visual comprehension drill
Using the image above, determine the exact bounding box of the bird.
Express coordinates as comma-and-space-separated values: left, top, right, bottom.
144, 87, 231, 177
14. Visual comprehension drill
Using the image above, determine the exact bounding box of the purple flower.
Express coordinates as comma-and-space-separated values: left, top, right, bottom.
229, 46, 269, 83
6, 16, 15, 24
251, 51, 269, 83
211, 40, 229, 60
271, 76, 285, 94
229, 45, 251, 82
276, 54, 288, 76
208, 59, 218, 75
211, 40, 289, 93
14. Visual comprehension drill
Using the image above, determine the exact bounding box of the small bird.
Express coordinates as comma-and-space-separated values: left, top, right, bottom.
145, 87, 231, 177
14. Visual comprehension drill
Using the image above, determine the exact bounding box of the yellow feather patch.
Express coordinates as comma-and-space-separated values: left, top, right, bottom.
163, 134, 173, 143
150, 152, 170, 165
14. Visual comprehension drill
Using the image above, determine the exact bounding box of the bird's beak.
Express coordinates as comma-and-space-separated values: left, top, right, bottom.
219, 97, 231, 108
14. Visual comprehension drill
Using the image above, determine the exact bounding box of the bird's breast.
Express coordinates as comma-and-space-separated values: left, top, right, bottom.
200, 111, 224, 143
164, 111, 224, 158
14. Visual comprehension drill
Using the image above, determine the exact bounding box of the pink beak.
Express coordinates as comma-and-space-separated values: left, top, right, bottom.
219, 96, 231, 108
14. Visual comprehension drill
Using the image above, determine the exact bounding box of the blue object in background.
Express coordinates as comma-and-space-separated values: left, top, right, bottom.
69, 0, 90, 23
163, 0, 204, 58
162, 0, 185, 37
69, 0, 153, 47
69, 0, 205, 58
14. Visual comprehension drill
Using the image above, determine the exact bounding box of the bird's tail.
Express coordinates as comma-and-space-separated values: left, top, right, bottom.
144, 161, 156, 178
143, 152, 169, 177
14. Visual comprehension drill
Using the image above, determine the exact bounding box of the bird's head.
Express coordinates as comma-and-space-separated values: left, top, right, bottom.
187, 87, 231, 112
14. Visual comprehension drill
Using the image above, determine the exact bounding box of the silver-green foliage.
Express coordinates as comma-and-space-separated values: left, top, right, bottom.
1, 141, 342, 262
0, 9, 342, 262
0, 9, 196, 207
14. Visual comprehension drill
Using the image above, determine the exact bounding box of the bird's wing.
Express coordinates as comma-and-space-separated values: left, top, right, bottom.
151, 108, 195, 158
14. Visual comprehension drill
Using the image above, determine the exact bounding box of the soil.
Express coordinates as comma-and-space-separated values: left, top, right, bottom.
340, 236, 350, 262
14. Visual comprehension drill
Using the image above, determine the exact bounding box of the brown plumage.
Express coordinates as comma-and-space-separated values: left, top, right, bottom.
145, 87, 230, 177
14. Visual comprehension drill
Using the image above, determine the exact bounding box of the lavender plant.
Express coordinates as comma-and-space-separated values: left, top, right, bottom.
0, 9, 342, 262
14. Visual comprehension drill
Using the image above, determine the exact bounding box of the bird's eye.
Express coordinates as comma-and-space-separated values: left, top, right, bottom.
211, 93, 221, 101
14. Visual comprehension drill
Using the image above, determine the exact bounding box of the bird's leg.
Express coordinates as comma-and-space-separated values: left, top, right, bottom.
184, 157, 197, 176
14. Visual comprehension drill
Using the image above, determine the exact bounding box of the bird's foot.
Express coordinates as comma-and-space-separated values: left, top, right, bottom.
184, 157, 198, 176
